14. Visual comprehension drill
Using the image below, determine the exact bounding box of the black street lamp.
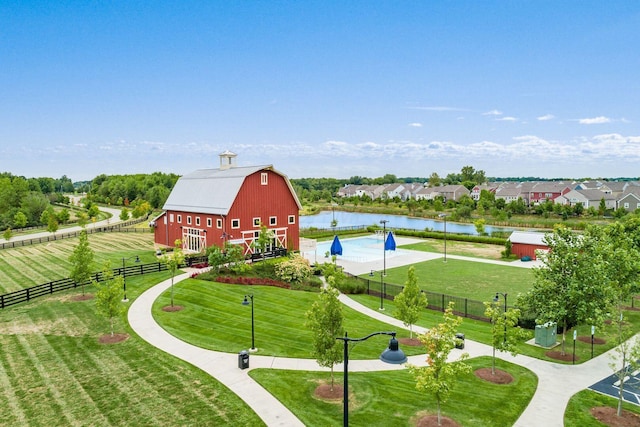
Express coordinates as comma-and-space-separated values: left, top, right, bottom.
438, 213, 447, 262
241, 294, 256, 352
121, 255, 140, 302
493, 292, 508, 344
336, 331, 407, 426
380, 219, 389, 275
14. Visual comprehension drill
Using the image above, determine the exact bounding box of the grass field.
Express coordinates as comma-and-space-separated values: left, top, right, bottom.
0, 273, 264, 427
250, 356, 537, 427
0, 233, 157, 293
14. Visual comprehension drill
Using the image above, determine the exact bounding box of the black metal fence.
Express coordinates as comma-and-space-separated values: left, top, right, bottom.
1, 218, 152, 250
353, 274, 494, 322
0, 256, 208, 310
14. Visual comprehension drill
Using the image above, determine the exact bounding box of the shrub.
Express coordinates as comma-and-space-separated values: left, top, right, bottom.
275, 254, 313, 284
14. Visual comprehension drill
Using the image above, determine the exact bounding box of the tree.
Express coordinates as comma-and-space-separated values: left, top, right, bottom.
408, 302, 470, 426
56, 208, 70, 224
427, 173, 441, 187
206, 244, 226, 273
120, 208, 130, 221
13, 211, 27, 228
95, 267, 125, 337
474, 218, 486, 235
162, 239, 185, 307
47, 215, 59, 234
3, 227, 11, 241
305, 285, 344, 389
608, 311, 640, 417
517, 226, 614, 355
483, 300, 526, 374
253, 223, 274, 259
393, 266, 427, 338
69, 229, 95, 296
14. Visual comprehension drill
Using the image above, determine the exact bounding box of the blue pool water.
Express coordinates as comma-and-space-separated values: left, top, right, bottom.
310, 235, 403, 263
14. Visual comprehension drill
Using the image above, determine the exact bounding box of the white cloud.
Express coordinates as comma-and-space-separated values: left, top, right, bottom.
483, 109, 503, 116
537, 114, 555, 121
496, 116, 518, 122
408, 122, 423, 127
579, 116, 611, 124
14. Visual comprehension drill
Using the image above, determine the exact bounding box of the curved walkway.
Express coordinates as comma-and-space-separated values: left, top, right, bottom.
129, 265, 637, 427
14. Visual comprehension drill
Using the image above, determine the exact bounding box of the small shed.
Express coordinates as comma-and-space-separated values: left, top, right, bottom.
508, 231, 549, 260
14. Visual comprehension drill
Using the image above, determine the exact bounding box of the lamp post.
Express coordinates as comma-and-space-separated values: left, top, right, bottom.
493, 292, 508, 344
121, 255, 140, 302
241, 294, 256, 352
380, 219, 388, 275
336, 331, 407, 427
438, 213, 447, 262
369, 270, 384, 310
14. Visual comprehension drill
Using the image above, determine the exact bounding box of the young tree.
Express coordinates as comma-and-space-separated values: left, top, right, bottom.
95, 268, 125, 337
47, 215, 59, 234
206, 244, 226, 273
3, 227, 11, 241
120, 208, 130, 221
162, 239, 185, 307
69, 229, 95, 296
517, 226, 614, 355
305, 285, 344, 389
253, 223, 275, 260
608, 311, 640, 417
484, 300, 526, 374
13, 211, 27, 228
408, 302, 470, 426
393, 266, 427, 338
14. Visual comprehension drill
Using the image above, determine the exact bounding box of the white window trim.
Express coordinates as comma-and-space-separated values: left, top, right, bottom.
195, 217, 200, 226
207, 218, 212, 227
216, 218, 222, 229
231, 219, 240, 229
261, 172, 268, 185
169, 213, 174, 223
177, 214, 182, 224
253, 217, 261, 227
269, 216, 277, 226
288, 215, 295, 224
187, 216, 192, 225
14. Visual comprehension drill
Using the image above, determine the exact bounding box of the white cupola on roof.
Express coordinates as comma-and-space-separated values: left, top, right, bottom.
219, 150, 237, 170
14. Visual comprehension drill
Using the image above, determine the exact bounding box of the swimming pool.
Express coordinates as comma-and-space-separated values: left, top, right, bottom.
309, 235, 404, 263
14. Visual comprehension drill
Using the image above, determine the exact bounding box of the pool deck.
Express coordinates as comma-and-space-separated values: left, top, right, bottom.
303, 235, 541, 276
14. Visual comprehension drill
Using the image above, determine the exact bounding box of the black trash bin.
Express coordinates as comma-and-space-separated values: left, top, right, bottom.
455, 333, 465, 350
238, 350, 249, 369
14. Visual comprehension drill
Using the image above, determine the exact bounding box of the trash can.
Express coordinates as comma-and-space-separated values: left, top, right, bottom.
238, 350, 249, 370
455, 333, 465, 349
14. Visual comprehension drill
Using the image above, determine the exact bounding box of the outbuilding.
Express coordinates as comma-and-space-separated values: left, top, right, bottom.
508, 231, 549, 260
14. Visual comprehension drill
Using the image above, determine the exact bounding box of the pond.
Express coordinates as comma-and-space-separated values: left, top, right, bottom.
299, 211, 519, 235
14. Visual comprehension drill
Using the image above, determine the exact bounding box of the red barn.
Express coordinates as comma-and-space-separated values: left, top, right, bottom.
152, 151, 302, 254
508, 231, 549, 260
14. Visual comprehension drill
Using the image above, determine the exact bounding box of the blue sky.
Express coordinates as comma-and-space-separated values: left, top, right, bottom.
2, 1, 639, 181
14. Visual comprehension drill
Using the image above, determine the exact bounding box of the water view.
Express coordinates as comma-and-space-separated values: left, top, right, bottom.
300, 211, 518, 235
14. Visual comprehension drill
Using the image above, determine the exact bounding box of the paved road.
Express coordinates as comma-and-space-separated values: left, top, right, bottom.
128, 238, 635, 426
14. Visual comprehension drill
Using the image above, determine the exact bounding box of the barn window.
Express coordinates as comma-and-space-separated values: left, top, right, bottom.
288, 215, 295, 224
169, 213, 174, 223
269, 216, 277, 226
253, 217, 261, 227
195, 217, 200, 226
187, 216, 192, 225
207, 218, 212, 227
177, 215, 182, 224
216, 218, 222, 229
231, 219, 240, 229
261, 172, 268, 185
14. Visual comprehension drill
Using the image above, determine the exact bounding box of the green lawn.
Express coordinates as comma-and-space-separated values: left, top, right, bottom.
0, 233, 157, 293
153, 278, 427, 358
361, 258, 534, 302
565, 389, 640, 426
250, 356, 538, 427
0, 272, 263, 427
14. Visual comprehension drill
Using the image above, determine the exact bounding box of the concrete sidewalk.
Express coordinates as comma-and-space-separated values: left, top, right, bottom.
128, 258, 633, 427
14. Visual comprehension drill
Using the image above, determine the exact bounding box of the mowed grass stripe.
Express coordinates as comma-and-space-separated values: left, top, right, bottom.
0, 337, 28, 425
17, 334, 79, 426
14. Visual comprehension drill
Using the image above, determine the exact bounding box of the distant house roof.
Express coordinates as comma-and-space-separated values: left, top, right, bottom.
508, 231, 548, 246
162, 165, 301, 215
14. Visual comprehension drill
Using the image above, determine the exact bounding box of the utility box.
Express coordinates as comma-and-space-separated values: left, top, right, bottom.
455, 333, 465, 349
534, 322, 557, 347
238, 350, 249, 370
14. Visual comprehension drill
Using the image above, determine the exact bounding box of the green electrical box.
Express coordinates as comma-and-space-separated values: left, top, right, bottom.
534, 322, 557, 347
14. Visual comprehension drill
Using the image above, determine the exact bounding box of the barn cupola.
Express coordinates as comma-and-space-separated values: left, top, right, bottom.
219, 150, 237, 170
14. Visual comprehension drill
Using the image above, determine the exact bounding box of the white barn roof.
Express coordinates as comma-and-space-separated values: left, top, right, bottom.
508, 231, 548, 246
163, 164, 294, 215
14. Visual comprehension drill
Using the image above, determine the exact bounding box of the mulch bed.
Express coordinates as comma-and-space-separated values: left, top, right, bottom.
162, 305, 184, 312
398, 337, 422, 346
415, 414, 462, 427
71, 294, 94, 301
546, 350, 579, 362
474, 367, 514, 384
314, 383, 343, 400
590, 406, 640, 427
98, 333, 129, 344
578, 335, 606, 344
